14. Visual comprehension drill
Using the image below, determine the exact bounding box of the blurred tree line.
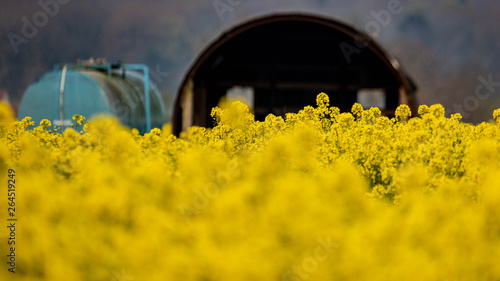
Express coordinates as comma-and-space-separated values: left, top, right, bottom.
1, 0, 499, 122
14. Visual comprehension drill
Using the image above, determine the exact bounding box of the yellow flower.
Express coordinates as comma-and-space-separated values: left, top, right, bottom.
40, 119, 52, 129
351, 102, 363, 118
1, 94, 500, 281
418, 104, 430, 116
72, 114, 86, 125
395, 104, 411, 121
316, 92, 330, 108
493, 108, 500, 124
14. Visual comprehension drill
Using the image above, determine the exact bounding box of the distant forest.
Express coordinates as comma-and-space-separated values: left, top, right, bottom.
1, 0, 500, 122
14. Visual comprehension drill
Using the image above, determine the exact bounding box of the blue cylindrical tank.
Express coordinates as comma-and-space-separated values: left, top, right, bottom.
19, 63, 166, 134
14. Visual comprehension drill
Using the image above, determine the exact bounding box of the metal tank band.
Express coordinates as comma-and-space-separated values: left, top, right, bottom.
19, 61, 166, 134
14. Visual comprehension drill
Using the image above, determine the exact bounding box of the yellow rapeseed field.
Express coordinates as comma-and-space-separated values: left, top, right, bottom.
1, 93, 500, 280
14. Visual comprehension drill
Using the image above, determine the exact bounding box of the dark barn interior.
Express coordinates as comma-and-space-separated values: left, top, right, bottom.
173, 14, 417, 135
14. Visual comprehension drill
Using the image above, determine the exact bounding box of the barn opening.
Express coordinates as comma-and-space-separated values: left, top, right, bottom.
173, 14, 417, 135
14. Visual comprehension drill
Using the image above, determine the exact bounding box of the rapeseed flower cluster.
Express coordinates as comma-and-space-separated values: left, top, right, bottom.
1, 93, 500, 280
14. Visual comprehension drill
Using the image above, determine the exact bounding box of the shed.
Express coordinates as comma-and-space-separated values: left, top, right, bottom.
173, 14, 417, 135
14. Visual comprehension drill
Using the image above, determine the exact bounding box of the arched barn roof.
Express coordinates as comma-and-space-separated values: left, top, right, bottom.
173, 13, 417, 135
